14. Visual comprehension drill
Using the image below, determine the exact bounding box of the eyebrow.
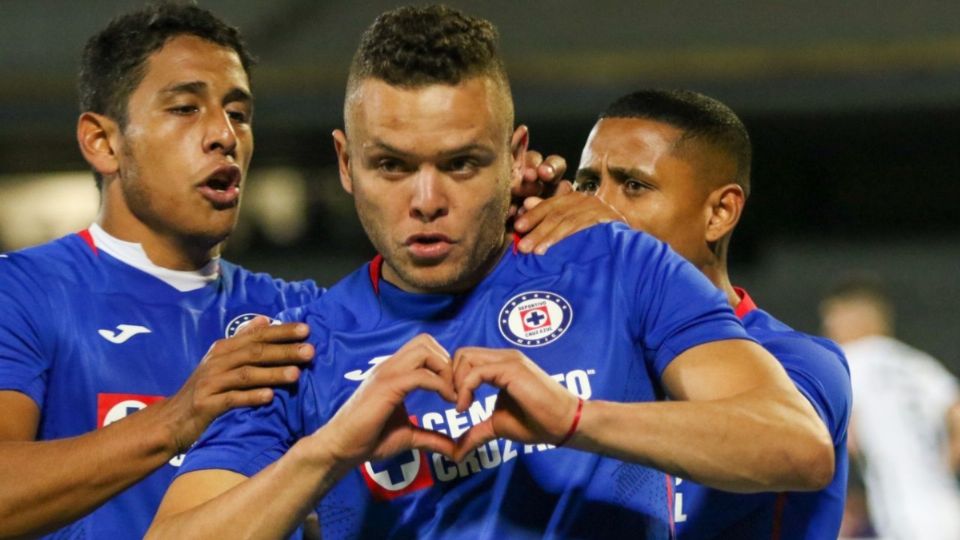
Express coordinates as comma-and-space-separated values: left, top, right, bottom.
159, 81, 253, 105
366, 141, 494, 160
575, 165, 652, 183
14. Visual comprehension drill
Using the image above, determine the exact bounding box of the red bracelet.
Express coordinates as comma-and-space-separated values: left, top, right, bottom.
556, 397, 584, 447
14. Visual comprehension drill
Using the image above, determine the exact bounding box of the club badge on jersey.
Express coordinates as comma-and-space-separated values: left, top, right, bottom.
498, 291, 573, 347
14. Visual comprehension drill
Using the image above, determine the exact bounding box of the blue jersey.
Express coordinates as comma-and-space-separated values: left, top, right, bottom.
181, 223, 753, 539
673, 289, 851, 539
0, 229, 321, 539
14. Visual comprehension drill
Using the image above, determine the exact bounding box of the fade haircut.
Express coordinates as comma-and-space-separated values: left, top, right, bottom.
601, 89, 752, 197
345, 5, 513, 131
79, 1, 255, 188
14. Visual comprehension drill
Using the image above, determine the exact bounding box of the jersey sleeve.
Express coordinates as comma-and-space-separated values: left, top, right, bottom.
767, 337, 852, 444
610, 225, 751, 377
0, 256, 54, 408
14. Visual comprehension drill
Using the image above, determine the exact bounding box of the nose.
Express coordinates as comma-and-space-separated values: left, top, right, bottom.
203, 108, 238, 157
410, 167, 448, 222
595, 172, 615, 203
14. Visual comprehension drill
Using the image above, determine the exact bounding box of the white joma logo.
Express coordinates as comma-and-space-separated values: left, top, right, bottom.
344, 355, 391, 381
98, 324, 152, 344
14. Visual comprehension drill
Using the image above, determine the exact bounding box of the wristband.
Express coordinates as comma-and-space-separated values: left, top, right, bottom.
556, 397, 584, 447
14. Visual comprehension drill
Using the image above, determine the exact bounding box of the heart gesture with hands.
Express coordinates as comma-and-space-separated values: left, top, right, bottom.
450, 347, 582, 461
313, 334, 583, 468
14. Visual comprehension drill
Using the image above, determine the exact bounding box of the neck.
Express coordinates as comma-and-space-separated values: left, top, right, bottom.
97, 210, 220, 271
698, 256, 740, 309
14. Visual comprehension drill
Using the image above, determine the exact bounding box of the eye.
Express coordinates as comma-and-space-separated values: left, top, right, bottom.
624, 179, 649, 195
227, 109, 250, 123
574, 179, 599, 193
446, 156, 479, 176
169, 104, 199, 115
377, 158, 408, 175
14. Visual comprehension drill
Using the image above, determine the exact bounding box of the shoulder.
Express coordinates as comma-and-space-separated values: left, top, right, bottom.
745, 309, 850, 387
219, 260, 325, 306
0, 234, 96, 292
535, 222, 666, 265
746, 310, 848, 370
278, 261, 377, 336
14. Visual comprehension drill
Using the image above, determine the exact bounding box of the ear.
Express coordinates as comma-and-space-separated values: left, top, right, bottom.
509, 124, 530, 185
332, 129, 353, 195
704, 183, 745, 243
77, 112, 120, 178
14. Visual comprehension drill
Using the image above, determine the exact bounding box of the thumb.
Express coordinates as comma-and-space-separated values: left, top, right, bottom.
452, 419, 497, 462
409, 426, 457, 460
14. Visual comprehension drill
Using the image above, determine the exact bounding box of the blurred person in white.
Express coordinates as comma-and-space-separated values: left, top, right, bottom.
821, 275, 960, 539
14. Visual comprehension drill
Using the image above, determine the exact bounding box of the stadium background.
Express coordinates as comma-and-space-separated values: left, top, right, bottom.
1, 0, 958, 375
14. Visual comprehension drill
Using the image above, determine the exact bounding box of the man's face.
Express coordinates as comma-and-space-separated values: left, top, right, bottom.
575, 117, 716, 266
336, 77, 524, 293
110, 34, 254, 246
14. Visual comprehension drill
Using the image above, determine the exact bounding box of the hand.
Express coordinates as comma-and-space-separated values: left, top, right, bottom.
162, 317, 314, 453
513, 190, 626, 254
313, 334, 458, 466
509, 150, 568, 219
450, 347, 580, 461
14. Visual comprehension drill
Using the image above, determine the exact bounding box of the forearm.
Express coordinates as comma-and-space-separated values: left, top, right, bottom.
0, 401, 179, 537
569, 388, 834, 493
147, 434, 350, 540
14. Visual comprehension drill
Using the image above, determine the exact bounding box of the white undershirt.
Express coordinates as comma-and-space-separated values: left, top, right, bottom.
87, 223, 220, 292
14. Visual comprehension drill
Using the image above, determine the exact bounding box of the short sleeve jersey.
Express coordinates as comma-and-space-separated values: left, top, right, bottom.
673, 289, 852, 539
0, 230, 322, 539
180, 223, 753, 540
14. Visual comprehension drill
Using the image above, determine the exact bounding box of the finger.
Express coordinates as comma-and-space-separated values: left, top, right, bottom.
213, 322, 310, 356
234, 315, 269, 336
391, 368, 457, 403
212, 388, 276, 412
209, 364, 302, 393
398, 333, 450, 361
554, 179, 574, 196
453, 420, 498, 462
215, 342, 314, 370
452, 349, 508, 411
537, 155, 567, 183
456, 362, 515, 412
522, 150, 543, 182
529, 209, 610, 255
409, 426, 457, 459
515, 207, 569, 253
513, 193, 572, 235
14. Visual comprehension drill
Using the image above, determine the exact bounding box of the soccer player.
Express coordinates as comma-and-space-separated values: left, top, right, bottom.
821, 277, 960, 539
0, 4, 321, 537
149, 7, 833, 539
528, 89, 852, 538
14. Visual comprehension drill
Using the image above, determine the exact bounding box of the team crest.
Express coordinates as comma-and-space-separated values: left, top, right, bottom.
498, 291, 573, 347
225, 313, 279, 338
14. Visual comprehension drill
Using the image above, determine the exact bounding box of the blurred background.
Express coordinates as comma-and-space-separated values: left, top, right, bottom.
1, 0, 958, 368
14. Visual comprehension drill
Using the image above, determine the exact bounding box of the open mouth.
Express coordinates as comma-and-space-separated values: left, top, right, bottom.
197, 166, 241, 208
405, 233, 455, 260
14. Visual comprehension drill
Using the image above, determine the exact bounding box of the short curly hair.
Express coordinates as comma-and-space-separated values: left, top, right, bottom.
345, 5, 512, 128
